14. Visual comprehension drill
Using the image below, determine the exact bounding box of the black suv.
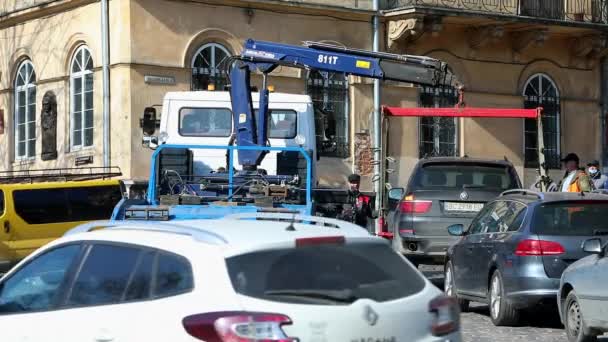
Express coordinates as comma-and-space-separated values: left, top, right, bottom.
386, 157, 522, 266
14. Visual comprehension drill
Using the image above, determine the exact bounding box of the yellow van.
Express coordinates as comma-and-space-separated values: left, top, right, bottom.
0, 179, 123, 272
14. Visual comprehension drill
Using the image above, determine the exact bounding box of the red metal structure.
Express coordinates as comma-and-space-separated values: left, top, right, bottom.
376, 102, 545, 239
382, 106, 540, 119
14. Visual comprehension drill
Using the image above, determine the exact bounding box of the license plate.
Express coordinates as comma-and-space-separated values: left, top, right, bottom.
444, 202, 484, 212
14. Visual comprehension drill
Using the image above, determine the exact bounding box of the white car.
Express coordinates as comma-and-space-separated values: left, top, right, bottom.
0, 213, 461, 342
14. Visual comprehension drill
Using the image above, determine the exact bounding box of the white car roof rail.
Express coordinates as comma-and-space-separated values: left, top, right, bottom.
500, 189, 544, 200
64, 220, 228, 245
222, 212, 370, 234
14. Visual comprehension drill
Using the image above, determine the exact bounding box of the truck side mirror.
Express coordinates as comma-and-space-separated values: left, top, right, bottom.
141, 107, 157, 136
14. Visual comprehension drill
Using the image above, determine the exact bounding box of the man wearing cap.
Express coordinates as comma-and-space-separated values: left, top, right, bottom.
558, 153, 592, 192
587, 160, 607, 190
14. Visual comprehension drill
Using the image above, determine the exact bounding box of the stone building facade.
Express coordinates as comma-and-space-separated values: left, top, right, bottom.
0, 0, 606, 189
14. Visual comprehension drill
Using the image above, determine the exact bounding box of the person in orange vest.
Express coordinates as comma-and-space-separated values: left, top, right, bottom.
558, 153, 592, 192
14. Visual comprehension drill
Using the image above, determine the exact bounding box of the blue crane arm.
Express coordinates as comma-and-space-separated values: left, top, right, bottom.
229, 39, 459, 169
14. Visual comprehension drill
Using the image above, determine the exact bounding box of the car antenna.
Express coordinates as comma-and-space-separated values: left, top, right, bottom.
285, 213, 297, 231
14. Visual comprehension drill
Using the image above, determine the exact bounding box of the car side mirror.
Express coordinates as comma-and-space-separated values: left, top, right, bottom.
141, 107, 158, 136
388, 188, 404, 201
447, 224, 465, 236
582, 238, 603, 255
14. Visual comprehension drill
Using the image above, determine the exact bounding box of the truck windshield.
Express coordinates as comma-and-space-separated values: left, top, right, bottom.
178, 108, 297, 139
411, 163, 519, 191
532, 201, 608, 236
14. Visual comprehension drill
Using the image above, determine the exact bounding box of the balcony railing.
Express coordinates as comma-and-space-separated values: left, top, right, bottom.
383, 0, 608, 24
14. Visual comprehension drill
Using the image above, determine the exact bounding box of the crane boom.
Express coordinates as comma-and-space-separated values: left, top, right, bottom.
229, 39, 459, 169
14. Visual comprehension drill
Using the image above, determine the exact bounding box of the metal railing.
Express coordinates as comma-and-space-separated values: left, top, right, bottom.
383, 0, 608, 24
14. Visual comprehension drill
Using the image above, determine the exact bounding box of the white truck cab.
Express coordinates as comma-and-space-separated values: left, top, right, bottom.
152, 91, 317, 182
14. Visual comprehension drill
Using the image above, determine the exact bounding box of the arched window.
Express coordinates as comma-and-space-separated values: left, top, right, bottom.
191, 43, 231, 91
70, 46, 94, 149
523, 74, 560, 168
14, 60, 36, 159
307, 70, 349, 157
419, 84, 459, 158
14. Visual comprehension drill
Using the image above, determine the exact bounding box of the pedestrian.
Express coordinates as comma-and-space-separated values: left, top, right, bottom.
587, 160, 607, 190
338, 174, 373, 229
557, 153, 592, 192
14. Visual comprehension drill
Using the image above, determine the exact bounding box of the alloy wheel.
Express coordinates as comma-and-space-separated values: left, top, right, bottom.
490, 275, 501, 319
444, 266, 453, 296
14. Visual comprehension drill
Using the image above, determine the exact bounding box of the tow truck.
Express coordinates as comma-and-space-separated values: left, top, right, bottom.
112, 39, 550, 224
111, 39, 458, 221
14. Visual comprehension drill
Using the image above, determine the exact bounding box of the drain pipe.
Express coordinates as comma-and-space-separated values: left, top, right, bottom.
101, 0, 110, 168
372, 0, 382, 234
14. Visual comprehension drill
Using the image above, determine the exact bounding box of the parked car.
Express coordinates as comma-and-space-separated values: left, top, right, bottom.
0, 213, 461, 342
559, 238, 608, 342
444, 190, 608, 326
0, 178, 123, 273
386, 157, 522, 266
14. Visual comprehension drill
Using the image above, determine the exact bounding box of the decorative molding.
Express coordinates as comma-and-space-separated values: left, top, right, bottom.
468, 25, 504, 50
387, 18, 424, 50
427, 16, 444, 37
587, 35, 608, 68
570, 36, 596, 57
511, 29, 549, 61
566, 35, 608, 68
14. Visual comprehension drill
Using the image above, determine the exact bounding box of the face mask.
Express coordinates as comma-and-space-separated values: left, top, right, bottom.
589, 168, 598, 175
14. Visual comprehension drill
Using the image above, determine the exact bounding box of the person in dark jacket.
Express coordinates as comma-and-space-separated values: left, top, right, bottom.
337, 174, 373, 228
587, 160, 607, 190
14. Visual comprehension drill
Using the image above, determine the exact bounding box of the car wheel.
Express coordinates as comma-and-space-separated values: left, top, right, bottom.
565, 292, 597, 342
445, 261, 469, 312
489, 270, 519, 326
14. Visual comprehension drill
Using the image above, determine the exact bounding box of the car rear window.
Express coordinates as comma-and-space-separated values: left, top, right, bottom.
225, 242, 425, 305
532, 201, 608, 236
410, 163, 519, 191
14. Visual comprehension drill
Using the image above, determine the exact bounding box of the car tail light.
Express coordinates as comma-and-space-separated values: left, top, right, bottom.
429, 295, 460, 336
399, 200, 432, 214
514, 239, 565, 256
183, 312, 297, 342
295, 236, 345, 247
377, 232, 394, 239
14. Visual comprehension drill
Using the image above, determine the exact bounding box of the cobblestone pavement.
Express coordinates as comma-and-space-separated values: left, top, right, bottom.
418, 265, 607, 342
